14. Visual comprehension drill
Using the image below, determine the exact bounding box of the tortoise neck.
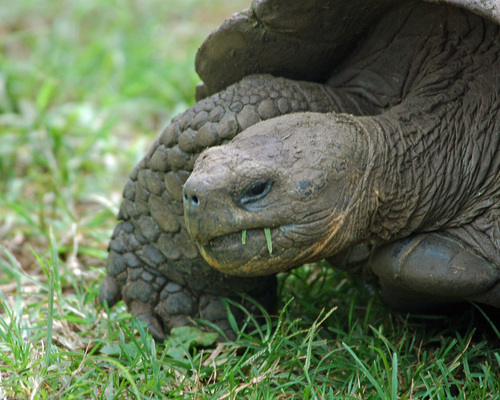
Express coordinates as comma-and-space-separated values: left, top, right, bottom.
359, 76, 500, 243
343, 13, 500, 244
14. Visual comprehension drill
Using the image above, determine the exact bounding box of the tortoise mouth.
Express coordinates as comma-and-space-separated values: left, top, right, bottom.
207, 228, 273, 251
196, 227, 279, 276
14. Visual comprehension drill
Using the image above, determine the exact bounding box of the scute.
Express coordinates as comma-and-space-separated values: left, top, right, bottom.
195, 0, 500, 100
101, 0, 500, 339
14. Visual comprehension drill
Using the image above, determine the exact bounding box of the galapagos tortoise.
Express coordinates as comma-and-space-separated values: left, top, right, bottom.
99, 0, 500, 340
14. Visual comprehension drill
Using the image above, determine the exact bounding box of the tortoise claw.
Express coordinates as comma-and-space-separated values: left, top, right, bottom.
98, 275, 122, 309
129, 300, 166, 341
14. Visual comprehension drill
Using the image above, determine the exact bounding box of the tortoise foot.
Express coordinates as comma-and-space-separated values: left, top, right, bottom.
155, 278, 277, 340
153, 282, 239, 339
101, 267, 277, 341
369, 233, 500, 311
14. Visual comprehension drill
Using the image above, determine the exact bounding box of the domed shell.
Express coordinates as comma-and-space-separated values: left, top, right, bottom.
195, 0, 500, 100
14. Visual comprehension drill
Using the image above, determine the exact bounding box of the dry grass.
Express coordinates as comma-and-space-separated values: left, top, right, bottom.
1, 0, 499, 398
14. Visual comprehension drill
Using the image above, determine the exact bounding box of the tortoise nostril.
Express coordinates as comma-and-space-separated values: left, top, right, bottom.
183, 185, 201, 208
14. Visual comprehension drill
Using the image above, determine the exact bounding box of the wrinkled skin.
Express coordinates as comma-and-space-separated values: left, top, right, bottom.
184, 113, 366, 276
100, 1, 500, 340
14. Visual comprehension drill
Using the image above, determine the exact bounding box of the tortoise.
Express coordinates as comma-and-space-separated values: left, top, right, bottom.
99, 0, 500, 341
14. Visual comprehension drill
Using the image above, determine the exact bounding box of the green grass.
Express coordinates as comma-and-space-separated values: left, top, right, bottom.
1, 0, 500, 398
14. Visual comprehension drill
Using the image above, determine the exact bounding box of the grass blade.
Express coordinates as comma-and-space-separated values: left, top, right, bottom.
343, 342, 388, 400
264, 228, 272, 254
391, 352, 398, 400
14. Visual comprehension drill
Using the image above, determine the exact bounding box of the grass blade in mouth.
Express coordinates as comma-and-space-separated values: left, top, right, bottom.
242, 230, 247, 244
264, 228, 272, 254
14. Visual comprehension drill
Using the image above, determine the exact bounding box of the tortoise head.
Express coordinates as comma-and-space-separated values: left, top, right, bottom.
183, 112, 368, 276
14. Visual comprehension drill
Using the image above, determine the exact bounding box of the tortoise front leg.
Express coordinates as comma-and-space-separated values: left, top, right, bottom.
368, 232, 500, 312
99, 74, 343, 340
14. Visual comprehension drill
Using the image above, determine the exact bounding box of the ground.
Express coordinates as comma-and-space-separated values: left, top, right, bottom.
0, 0, 499, 398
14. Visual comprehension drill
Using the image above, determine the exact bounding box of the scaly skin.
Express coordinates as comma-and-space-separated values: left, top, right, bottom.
99, 74, 347, 340
101, 1, 500, 338
183, 4, 500, 308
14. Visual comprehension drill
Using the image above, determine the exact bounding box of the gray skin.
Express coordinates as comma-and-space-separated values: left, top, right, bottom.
100, 0, 500, 341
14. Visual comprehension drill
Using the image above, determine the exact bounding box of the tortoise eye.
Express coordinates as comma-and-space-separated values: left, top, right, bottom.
240, 180, 273, 204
